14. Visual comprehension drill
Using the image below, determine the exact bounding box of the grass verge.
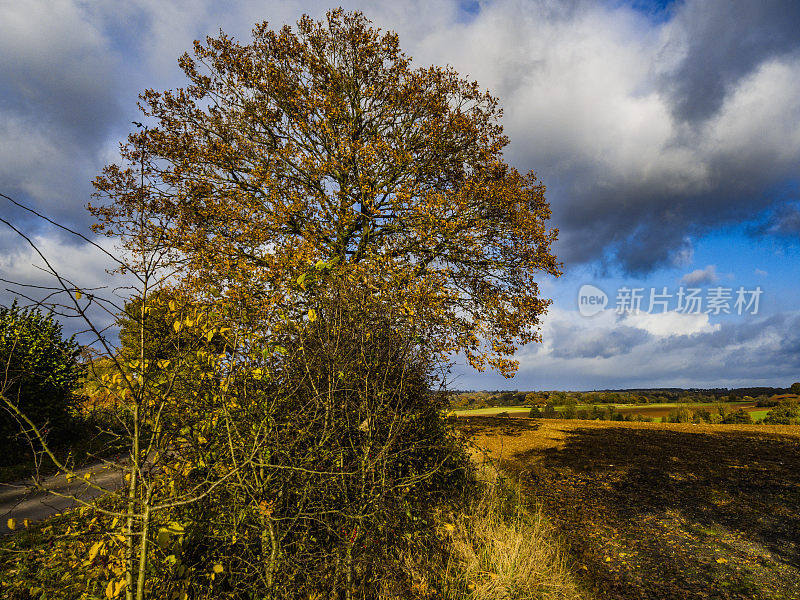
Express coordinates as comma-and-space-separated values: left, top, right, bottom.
413, 457, 588, 600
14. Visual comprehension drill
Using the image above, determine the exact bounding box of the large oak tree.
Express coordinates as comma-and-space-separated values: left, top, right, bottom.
93, 9, 560, 375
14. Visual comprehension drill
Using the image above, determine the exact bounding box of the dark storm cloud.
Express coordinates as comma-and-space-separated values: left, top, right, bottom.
663, 0, 800, 123
470, 0, 800, 273
0, 1, 125, 230
548, 321, 651, 358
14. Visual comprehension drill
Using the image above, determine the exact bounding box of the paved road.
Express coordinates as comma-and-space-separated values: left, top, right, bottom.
0, 463, 124, 534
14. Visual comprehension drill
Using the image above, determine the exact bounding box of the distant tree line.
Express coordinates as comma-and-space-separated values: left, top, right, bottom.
449, 385, 800, 409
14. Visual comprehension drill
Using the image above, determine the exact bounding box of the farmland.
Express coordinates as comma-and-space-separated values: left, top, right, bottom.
453, 401, 766, 421
462, 417, 800, 600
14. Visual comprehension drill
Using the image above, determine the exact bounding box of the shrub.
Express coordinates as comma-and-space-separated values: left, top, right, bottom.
0, 302, 82, 462
527, 406, 542, 418
667, 407, 691, 423
763, 400, 800, 425
721, 409, 753, 424
560, 401, 577, 420
167, 284, 472, 598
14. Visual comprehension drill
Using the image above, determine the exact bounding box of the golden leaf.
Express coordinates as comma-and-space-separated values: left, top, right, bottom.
88, 541, 104, 562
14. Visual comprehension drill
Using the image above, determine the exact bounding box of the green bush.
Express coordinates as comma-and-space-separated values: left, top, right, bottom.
764, 400, 800, 425
666, 407, 691, 423
721, 409, 753, 424
0, 302, 82, 463
692, 408, 713, 423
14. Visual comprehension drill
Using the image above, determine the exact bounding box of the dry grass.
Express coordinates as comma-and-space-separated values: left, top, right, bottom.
434, 459, 588, 600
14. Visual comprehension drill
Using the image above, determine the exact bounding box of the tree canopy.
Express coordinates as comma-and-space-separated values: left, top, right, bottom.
92, 9, 560, 375
0, 302, 81, 458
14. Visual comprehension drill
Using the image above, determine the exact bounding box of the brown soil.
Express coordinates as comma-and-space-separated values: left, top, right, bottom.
614, 403, 759, 419
461, 417, 800, 600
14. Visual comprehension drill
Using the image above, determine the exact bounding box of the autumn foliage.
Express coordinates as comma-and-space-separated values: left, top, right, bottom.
1, 9, 560, 600
92, 8, 560, 376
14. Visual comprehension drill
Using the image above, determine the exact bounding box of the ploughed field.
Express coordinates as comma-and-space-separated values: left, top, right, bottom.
614, 403, 759, 420
460, 417, 800, 600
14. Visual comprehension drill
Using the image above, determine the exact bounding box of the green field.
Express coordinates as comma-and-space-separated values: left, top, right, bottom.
451, 401, 784, 426
452, 405, 533, 416
452, 401, 759, 418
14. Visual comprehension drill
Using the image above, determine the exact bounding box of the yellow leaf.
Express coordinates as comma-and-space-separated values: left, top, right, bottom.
6, 518, 15, 530
105, 580, 114, 599
308, 309, 317, 322
84, 473, 91, 481
716, 558, 728, 564
173, 321, 182, 332
212, 564, 224, 574
88, 541, 104, 562
168, 300, 177, 312
167, 522, 185, 534
114, 580, 126, 597
156, 528, 171, 549
75, 290, 82, 300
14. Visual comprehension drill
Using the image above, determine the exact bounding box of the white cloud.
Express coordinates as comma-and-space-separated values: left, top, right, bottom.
0, 230, 134, 342
681, 264, 718, 286
454, 305, 799, 389
620, 310, 719, 337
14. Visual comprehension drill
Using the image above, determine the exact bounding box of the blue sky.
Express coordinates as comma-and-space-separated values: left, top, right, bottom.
1, 0, 799, 390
